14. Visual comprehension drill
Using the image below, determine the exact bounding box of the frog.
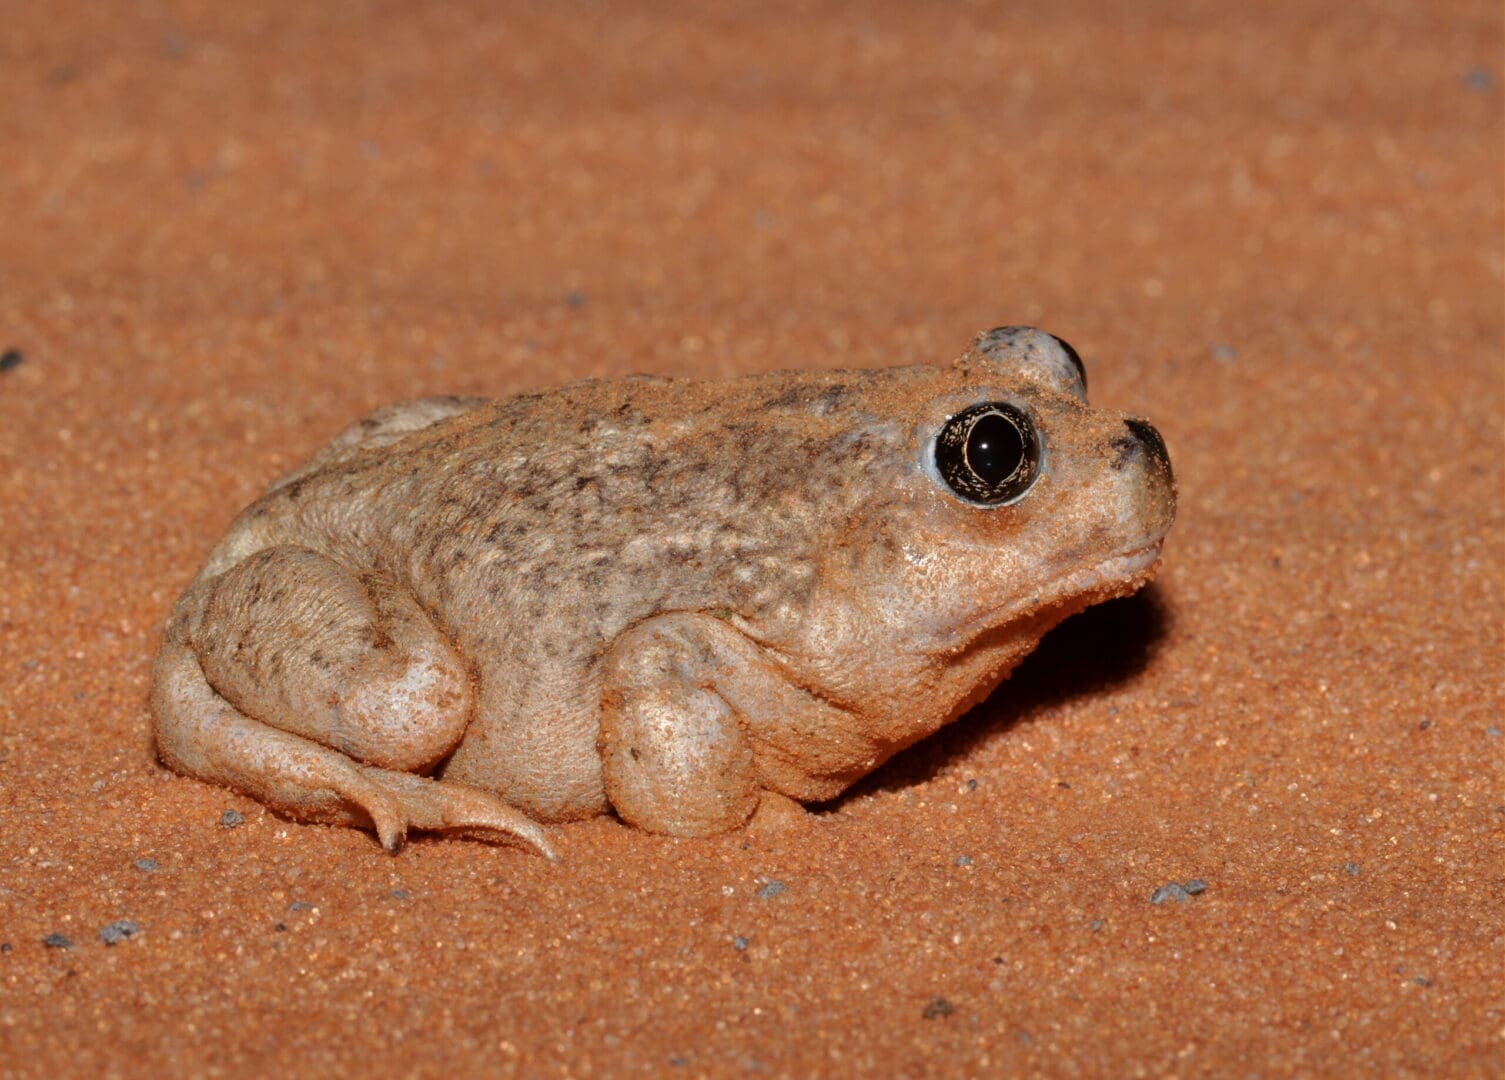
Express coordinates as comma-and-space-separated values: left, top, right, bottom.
150, 327, 1176, 858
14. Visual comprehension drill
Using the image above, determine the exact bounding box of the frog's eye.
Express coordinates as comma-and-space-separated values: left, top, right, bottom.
932, 402, 1041, 506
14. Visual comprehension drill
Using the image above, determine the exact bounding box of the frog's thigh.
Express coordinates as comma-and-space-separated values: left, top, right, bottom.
191, 546, 470, 772
599, 613, 842, 837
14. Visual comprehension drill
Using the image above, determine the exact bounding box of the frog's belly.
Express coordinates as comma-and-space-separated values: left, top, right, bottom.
441, 697, 610, 823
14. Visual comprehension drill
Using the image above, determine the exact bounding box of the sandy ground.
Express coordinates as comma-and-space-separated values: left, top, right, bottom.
1, 2, 1500, 1076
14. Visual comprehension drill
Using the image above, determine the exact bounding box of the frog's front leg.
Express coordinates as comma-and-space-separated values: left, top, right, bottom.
598, 613, 869, 837
151, 546, 553, 856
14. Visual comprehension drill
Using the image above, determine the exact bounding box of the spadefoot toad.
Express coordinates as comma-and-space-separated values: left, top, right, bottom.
151, 328, 1175, 857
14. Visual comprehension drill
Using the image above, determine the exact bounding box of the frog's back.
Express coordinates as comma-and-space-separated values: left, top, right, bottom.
367, 366, 914, 637
207, 363, 932, 631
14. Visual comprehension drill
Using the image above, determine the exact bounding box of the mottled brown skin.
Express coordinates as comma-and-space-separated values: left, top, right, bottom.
150, 328, 1176, 855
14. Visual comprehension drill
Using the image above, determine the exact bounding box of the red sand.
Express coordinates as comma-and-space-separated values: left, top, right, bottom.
1, 3, 1500, 1075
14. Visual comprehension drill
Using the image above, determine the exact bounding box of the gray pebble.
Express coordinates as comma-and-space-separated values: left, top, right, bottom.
220, 809, 244, 828
1485, 727, 1501, 738
1343, 862, 1361, 876
288, 900, 314, 912
954, 855, 972, 867
98, 920, 140, 946
1412, 975, 1432, 987
133, 858, 159, 873
1088, 919, 1105, 933
756, 880, 786, 900
0, 349, 22, 373
1464, 67, 1493, 92
1150, 882, 1190, 905
1183, 878, 1207, 895
1209, 344, 1236, 363
732, 936, 749, 951
42, 933, 72, 949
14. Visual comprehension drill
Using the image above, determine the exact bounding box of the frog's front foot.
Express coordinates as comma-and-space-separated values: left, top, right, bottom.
597, 613, 853, 837
151, 546, 554, 858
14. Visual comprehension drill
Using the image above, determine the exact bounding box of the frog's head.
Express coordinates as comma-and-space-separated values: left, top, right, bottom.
781, 327, 1176, 737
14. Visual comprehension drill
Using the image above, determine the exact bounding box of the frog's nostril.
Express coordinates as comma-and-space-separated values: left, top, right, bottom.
1123, 417, 1172, 479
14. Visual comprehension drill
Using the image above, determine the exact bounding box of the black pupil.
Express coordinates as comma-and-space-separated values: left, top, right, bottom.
966, 412, 1025, 485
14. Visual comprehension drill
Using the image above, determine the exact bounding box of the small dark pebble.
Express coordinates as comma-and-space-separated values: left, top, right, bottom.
390, 889, 410, 901
922, 998, 954, 1020
1463, 67, 1493, 92
1183, 878, 1207, 895
274, 922, 287, 933
1150, 882, 1191, 905
1, 943, 12, 953
965, 778, 977, 791
1485, 726, 1501, 738
1413, 975, 1432, 987
668, 1056, 688, 1068
134, 858, 159, 873
954, 855, 972, 867
1089, 919, 1105, 933
43, 933, 72, 949
1057, 781, 1070, 789
564, 290, 588, 309
99, 920, 139, 946
732, 936, 749, 951
220, 809, 244, 828
756, 880, 786, 900
288, 900, 314, 912
0, 349, 22, 373
1344, 862, 1361, 876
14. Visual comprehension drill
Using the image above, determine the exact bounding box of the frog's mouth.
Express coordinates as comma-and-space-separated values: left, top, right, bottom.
948, 538, 1164, 649
1050, 539, 1164, 600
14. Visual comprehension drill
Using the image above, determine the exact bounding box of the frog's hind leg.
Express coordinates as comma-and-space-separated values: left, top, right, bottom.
152, 638, 555, 856
150, 547, 554, 857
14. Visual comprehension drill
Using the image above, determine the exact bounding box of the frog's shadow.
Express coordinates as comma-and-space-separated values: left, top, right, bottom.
818, 584, 1173, 810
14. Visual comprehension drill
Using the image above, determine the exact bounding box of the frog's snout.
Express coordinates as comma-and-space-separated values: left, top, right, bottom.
1107, 416, 1177, 532
1121, 417, 1172, 485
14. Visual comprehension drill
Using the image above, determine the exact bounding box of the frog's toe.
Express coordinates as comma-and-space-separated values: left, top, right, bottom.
359, 785, 410, 853
358, 767, 557, 859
